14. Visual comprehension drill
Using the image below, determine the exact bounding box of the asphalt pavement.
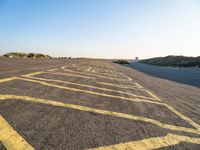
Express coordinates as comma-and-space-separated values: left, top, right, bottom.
0, 58, 200, 149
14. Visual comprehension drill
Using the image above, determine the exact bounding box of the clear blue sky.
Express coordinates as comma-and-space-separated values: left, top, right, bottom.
0, 0, 200, 58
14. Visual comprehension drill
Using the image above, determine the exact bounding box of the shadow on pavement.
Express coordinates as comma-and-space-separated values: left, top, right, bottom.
127, 62, 200, 88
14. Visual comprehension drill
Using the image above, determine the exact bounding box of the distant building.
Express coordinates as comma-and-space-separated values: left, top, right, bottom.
135, 57, 139, 60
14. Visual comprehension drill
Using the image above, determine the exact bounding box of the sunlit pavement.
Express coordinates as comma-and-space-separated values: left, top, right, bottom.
0, 60, 200, 149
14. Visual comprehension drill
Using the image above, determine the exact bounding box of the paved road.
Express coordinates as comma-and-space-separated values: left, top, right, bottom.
129, 62, 200, 87
0, 58, 200, 149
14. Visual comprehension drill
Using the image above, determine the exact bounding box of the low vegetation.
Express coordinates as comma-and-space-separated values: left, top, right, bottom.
113, 60, 129, 64
140, 55, 200, 67
2, 52, 51, 58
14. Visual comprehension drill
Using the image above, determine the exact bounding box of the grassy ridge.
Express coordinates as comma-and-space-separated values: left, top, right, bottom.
2, 52, 51, 58
140, 56, 200, 67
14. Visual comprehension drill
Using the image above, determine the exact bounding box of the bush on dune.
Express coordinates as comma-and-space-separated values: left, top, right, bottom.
3, 52, 51, 58
140, 55, 200, 68
3, 52, 27, 58
113, 60, 129, 64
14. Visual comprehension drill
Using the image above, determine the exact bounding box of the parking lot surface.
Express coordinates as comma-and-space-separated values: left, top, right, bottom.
0, 58, 200, 149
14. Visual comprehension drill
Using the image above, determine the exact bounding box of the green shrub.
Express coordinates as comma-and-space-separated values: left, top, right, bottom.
3, 52, 27, 57
27, 53, 35, 58
2, 52, 51, 58
113, 60, 129, 64
140, 55, 200, 67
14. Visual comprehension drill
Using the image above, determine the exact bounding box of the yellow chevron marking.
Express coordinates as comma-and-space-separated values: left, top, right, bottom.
0, 94, 199, 135
45, 72, 96, 79
21, 76, 158, 101
17, 77, 164, 105
0, 115, 34, 150
89, 133, 200, 150
0, 77, 18, 83
61, 66, 132, 81
96, 82, 144, 90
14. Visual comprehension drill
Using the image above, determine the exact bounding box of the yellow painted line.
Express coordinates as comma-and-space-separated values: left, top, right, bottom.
134, 85, 162, 101
22, 76, 158, 101
80, 69, 121, 76
89, 133, 200, 150
44, 72, 96, 79
18, 77, 200, 130
86, 69, 119, 77
73, 66, 132, 81
61, 67, 131, 81
61, 65, 82, 70
3, 68, 199, 131
69, 64, 88, 70
144, 92, 200, 130
0, 77, 18, 83
0, 94, 199, 135
120, 74, 133, 81
0, 115, 34, 150
134, 83, 143, 88
98, 81, 200, 130
145, 90, 162, 101
17, 77, 164, 105
48, 68, 58, 72
109, 70, 124, 75
72, 64, 77, 68
52, 64, 200, 129
138, 87, 200, 130
22, 71, 44, 77
86, 67, 92, 72
80, 66, 117, 76
163, 103, 200, 130
96, 82, 145, 91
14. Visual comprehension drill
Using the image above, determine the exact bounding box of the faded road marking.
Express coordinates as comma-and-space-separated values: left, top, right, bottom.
86, 68, 119, 77
18, 76, 200, 130
86, 67, 92, 72
134, 83, 143, 88
0, 77, 18, 83
163, 103, 200, 130
120, 74, 133, 81
22, 71, 44, 77
89, 133, 200, 150
96, 82, 145, 90
22, 76, 158, 101
0, 115, 34, 150
48, 68, 58, 72
0, 94, 199, 135
61, 66, 132, 81
122, 83, 200, 130
17, 77, 164, 105
5, 71, 200, 131
45, 72, 96, 79
145, 90, 162, 101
